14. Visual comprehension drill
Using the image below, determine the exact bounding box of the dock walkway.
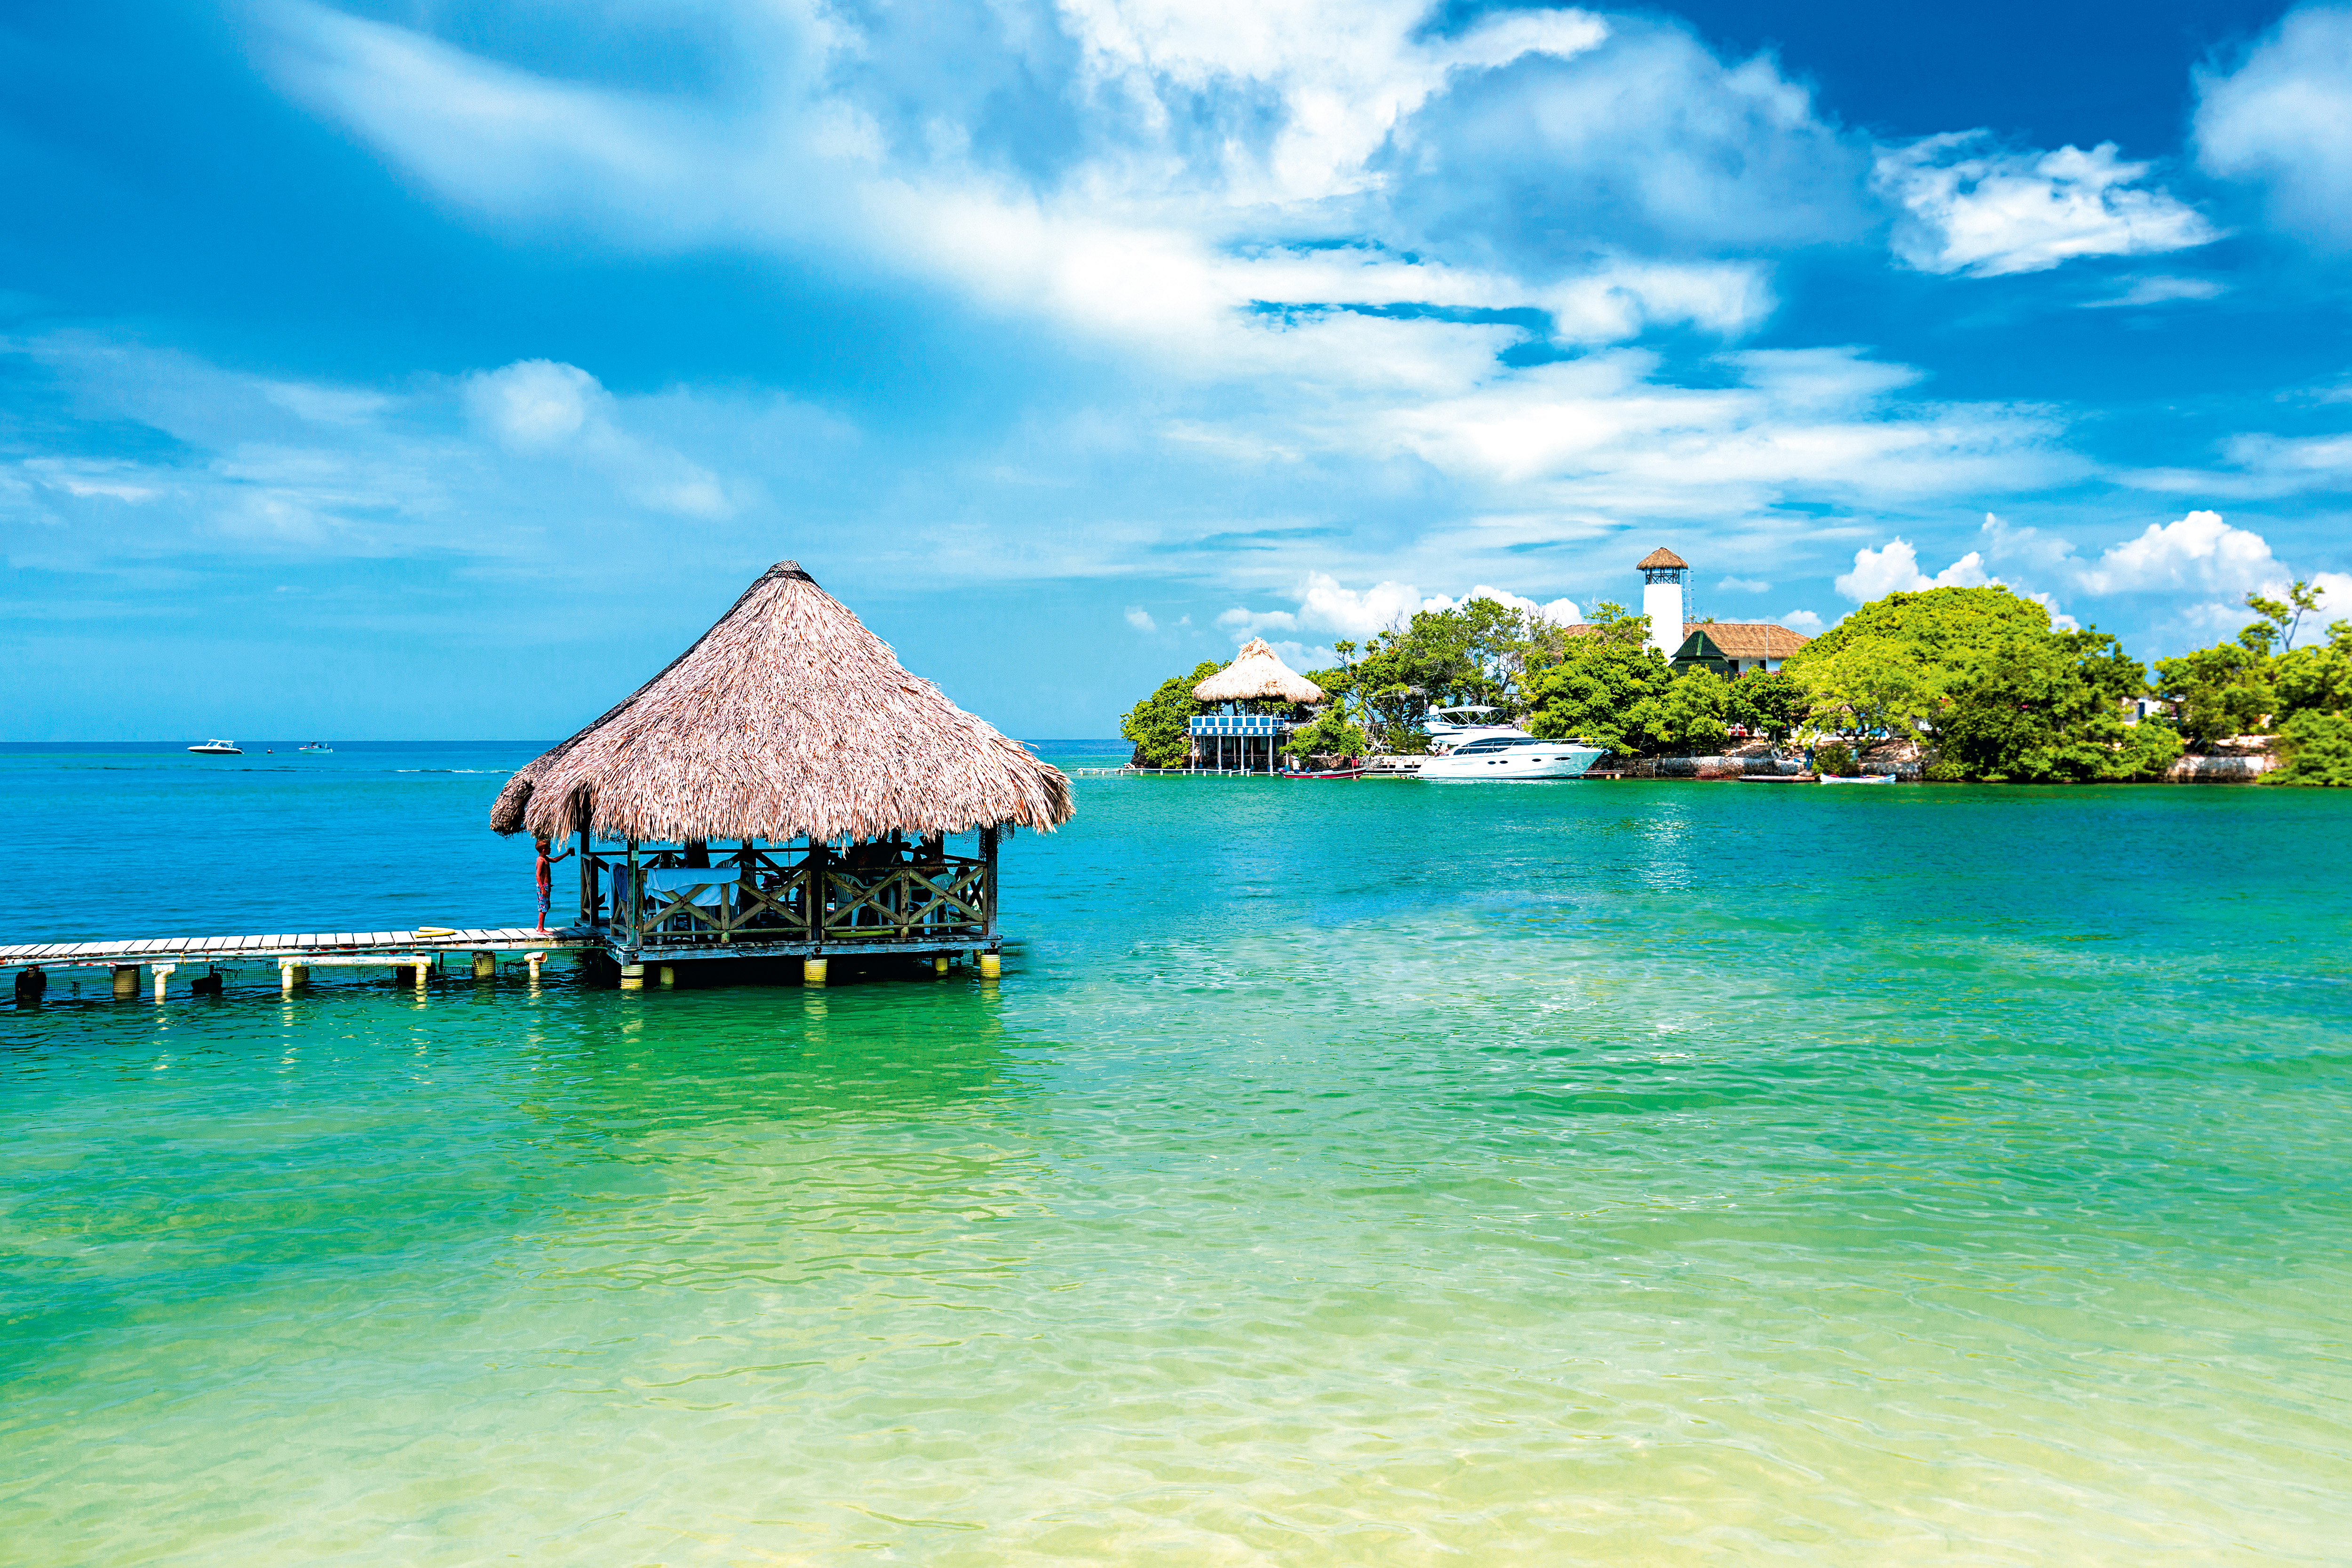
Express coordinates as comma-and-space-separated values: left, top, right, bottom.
2, 926, 594, 973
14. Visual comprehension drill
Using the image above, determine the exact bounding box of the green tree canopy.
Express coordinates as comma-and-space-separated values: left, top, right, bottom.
1725, 670, 1810, 738
1119, 661, 1223, 768
2267, 614, 2352, 786
1935, 632, 2179, 783
1335, 597, 1553, 751
1523, 604, 1675, 755
2273, 619, 2352, 717
1284, 706, 1371, 767
1785, 585, 2055, 737
1642, 669, 1731, 755
2149, 584, 2343, 749
2153, 641, 2273, 742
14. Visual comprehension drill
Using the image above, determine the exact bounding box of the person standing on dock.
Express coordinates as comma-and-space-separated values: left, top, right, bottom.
535, 837, 573, 931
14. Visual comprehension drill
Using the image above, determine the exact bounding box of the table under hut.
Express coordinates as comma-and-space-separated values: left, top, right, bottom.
489, 559, 1073, 985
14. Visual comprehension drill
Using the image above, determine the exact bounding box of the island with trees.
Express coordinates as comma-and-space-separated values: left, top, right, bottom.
1119, 581, 2352, 786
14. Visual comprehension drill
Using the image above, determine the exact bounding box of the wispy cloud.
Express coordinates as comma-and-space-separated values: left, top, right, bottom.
1877, 132, 2218, 278
2081, 275, 2227, 309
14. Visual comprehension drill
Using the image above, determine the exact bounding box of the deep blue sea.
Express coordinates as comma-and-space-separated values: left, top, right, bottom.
4, 742, 2349, 1564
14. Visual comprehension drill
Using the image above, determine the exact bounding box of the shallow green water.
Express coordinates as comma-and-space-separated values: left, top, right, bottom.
5, 751, 2350, 1564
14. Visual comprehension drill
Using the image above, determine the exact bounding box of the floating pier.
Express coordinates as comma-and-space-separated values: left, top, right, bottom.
2, 926, 583, 1000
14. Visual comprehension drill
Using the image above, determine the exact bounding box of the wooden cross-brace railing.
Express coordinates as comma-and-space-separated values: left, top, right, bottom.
639, 875, 804, 941
818, 862, 987, 940
620, 857, 990, 949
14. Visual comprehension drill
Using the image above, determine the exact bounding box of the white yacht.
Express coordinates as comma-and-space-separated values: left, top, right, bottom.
187, 739, 242, 755
1422, 705, 1526, 752
1416, 732, 1608, 780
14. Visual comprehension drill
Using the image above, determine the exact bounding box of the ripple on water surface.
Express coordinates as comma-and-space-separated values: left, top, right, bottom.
3, 761, 2350, 1563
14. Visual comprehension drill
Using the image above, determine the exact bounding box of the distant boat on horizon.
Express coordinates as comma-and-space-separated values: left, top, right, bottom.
187, 740, 241, 755
297, 741, 334, 753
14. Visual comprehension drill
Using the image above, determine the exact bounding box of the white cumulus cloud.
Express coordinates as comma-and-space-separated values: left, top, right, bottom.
1420, 584, 1582, 623
2309, 572, 2352, 627
1123, 605, 1157, 632
1877, 132, 2218, 278
462, 359, 599, 451
1223, 572, 1585, 643
1834, 537, 1999, 600
1291, 573, 1427, 638
2196, 4, 2352, 249
2073, 509, 2283, 595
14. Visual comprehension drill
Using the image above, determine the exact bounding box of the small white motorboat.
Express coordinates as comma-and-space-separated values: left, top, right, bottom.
297, 741, 334, 753
1817, 773, 1897, 784
187, 739, 242, 755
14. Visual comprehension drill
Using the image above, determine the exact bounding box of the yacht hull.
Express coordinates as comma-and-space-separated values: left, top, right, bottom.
1416, 745, 1606, 780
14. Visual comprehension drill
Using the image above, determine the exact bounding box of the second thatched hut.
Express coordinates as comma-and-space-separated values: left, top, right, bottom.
1187, 637, 1324, 773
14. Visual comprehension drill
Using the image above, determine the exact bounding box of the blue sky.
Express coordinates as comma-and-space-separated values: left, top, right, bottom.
6, 0, 2352, 740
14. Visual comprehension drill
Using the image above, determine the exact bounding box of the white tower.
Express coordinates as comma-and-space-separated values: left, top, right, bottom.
1637, 547, 1688, 660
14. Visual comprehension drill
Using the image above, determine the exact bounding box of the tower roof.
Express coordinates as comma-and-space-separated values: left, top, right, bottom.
1637, 547, 1689, 570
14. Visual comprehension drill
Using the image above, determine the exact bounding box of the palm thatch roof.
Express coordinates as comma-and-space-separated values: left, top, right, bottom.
1637, 546, 1689, 569
1681, 621, 1812, 658
490, 561, 1072, 844
1192, 637, 1325, 704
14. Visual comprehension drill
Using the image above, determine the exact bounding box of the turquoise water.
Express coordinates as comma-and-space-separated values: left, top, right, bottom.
4, 746, 2350, 1564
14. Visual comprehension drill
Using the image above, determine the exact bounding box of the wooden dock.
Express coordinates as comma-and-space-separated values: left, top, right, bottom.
2, 926, 592, 973
1067, 765, 1419, 777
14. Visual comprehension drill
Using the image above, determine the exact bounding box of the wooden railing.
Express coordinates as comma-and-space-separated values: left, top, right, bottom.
578, 845, 993, 950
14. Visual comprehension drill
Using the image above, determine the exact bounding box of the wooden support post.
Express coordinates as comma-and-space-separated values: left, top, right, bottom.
471, 951, 496, 980
412, 960, 429, 994
111, 965, 140, 1000
979, 952, 1001, 979
281, 961, 295, 999
579, 830, 597, 928
290, 963, 308, 988
626, 841, 641, 948
934, 954, 949, 975
525, 952, 545, 984
803, 957, 827, 986
658, 965, 675, 988
620, 963, 645, 991
152, 963, 175, 1002
980, 824, 999, 943
806, 839, 827, 940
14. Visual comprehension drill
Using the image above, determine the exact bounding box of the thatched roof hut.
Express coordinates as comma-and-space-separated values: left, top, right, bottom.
1193, 637, 1324, 704
490, 561, 1073, 845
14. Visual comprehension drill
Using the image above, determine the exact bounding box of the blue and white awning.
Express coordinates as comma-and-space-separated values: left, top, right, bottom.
1190, 714, 1284, 736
